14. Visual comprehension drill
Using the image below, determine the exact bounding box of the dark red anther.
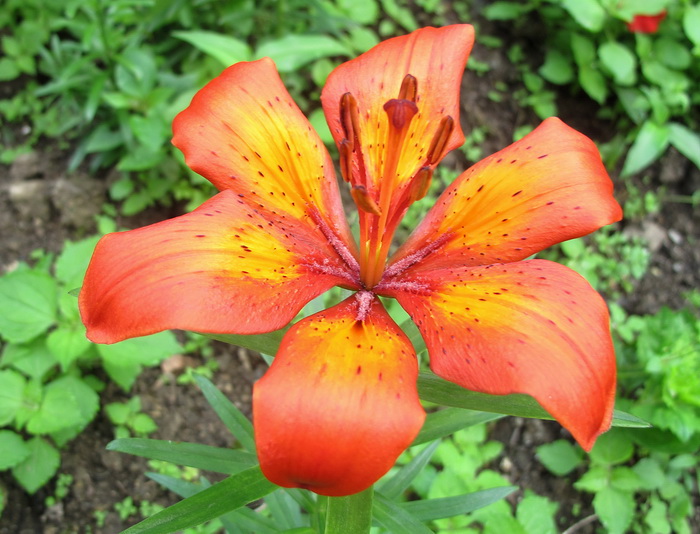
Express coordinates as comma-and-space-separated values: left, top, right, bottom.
339, 139, 353, 183
340, 92, 361, 148
398, 74, 418, 102
351, 185, 382, 216
408, 166, 433, 203
426, 115, 455, 165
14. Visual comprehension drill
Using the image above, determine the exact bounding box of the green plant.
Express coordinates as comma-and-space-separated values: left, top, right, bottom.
105, 396, 158, 439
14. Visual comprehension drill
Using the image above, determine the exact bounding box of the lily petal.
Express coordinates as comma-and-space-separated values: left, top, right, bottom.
389, 118, 623, 272
172, 58, 354, 250
384, 260, 615, 450
321, 25, 474, 191
80, 190, 359, 344
253, 294, 425, 496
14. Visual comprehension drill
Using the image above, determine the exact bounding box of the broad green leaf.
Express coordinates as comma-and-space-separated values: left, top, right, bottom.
610, 466, 643, 491
621, 120, 670, 176
590, 430, 634, 465
46, 323, 91, 371
54, 236, 100, 287
0, 270, 57, 343
612, 0, 668, 20
0, 430, 30, 469
683, 5, 700, 47
668, 122, 700, 170
173, 31, 252, 66
413, 408, 503, 446
98, 331, 180, 371
1, 339, 57, 381
574, 465, 608, 492
107, 438, 257, 474
539, 49, 574, 85
373, 493, 433, 534
194, 375, 256, 452
256, 35, 351, 72
122, 466, 277, 534
102, 359, 143, 391
536, 439, 583, 476
562, 0, 606, 31
482, 1, 530, 20
380, 441, 440, 500
26, 376, 99, 435
654, 38, 691, 70
336, 0, 379, 24
633, 457, 666, 490
578, 65, 608, 104
12, 437, 60, 494
599, 41, 636, 86
0, 369, 26, 426
203, 328, 287, 356
516, 493, 559, 534
593, 487, 635, 534
416, 371, 649, 428
0, 57, 20, 81
570, 34, 596, 66
380, 0, 419, 31
401, 486, 517, 521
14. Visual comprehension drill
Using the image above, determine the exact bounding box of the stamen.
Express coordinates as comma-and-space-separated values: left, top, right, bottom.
383, 99, 418, 130
354, 290, 374, 321
340, 92, 361, 148
426, 115, 455, 165
398, 74, 418, 102
408, 166, 433, 203
309, 208, 360, 275
351, 185, 382, 216
382, 233, 452, 279
339, 139, 353, 183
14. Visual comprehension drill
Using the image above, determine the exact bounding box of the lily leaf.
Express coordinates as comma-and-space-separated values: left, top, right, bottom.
107, 438, 257, 474
373, 493, 434, 534
122, 466, 277, 534
413, 408, 504, 446
400, 486, 517, 520
417, 371, 650, 428
200, 328, 287, 357
379, 441, 440, 500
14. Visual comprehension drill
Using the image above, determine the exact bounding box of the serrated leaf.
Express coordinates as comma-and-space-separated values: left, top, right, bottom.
26, 376, 99, 434
536, 440, 583, 476
54, 236, 101, 287
0, 270, 57, 343
121, 466, 277, 534
373, 493, 434, 534
593, 487, 635, 534
194, 375, 256, 452
621, 120, 670, 176
107, 438, 257, 474
0, 430, 30, 469
256, 35, 351, 72
401, 486, 516, 521
574, 465, 609, 493
1, 339, 57, 381
46, 323, 91, 371
610, 466, 643, 491
0, 369, 26, 426
173, 31, 252, 66
11, 437, 60, 494
516, 493, 559, 534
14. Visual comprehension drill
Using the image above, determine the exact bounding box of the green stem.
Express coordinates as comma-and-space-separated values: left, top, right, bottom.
324, 487, 374, 534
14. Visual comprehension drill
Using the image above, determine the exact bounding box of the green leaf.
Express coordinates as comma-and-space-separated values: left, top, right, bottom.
633, 457, 666, 490
590, 430, 634, 465
401, 486, 516, 521
0, 57, 20, 81
599, 41, 636, 86
574, 465, 608, 493
654, 38, 691, 70
11, 437, 60, 494
373, 493, 433, 534
325, 488, 373, 534
0, 430, 30, 469
683, 5, 700, 47
0, 369, 26, 426
1, 339, 57, 381
539, 49, 574, 85
121, 466, 277, 534
482, 2, 530, 20
593, 487, 635, 534
336, 0, 379, 24
578, 65, 608, 104
54, 236, 101, 287
380, 441, 440, 500
380, 0, 419, 31
516, 493, 559, 534
610, 466, 643, 491
571, 34, 596, 66
26, 376, 99, 435
621, 120, 670, 176
202, 328, 287, 356
107, 438, 258, 474
105, 402, 131, 425
562, 0, 606, 31
668, 122, 700, 170
194, 375, 256, 452
173, 30, 252, 67
536, 439, 584, 476
413, 408, 504, 446
46, 323, 91, 371
417, 371, 648, 428
0, 270, 57, 343
131, 413, 158, 435
257, 35, 351, 72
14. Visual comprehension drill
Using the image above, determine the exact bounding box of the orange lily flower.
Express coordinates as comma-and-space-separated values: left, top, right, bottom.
80, 25, 622, 497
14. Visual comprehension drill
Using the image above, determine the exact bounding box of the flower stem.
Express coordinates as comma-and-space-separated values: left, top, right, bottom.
324, 487, 374, 534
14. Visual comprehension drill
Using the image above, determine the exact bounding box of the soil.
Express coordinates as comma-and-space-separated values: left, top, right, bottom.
1, 11, 699, 534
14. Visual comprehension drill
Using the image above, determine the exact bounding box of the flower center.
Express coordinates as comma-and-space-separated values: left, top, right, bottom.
337, 75, 455, 289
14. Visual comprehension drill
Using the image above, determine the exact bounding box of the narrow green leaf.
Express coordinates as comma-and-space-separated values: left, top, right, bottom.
400, 486, 517, 521
413, 408, 504, 446
325, 487, 373, 534
202, 328, 287, 356
379, 441, 440, 500
256, 35, 351, 72
107, 438, 257, 474
668, 122, 700, 170
417, 371, 649, 428
373, 493, 433, 534
122, 466, 277, 534
173, 31, 252, 66
194, 375, 256, 452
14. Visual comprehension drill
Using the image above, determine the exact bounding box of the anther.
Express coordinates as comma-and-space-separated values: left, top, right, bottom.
351, 185, 382, 216
426, 115, 455, 165
408, 166, 433, 203
383, 99, 418, 130
339, 139, 353, 183
398, 74, 418, 102
340, 92, 361, 147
